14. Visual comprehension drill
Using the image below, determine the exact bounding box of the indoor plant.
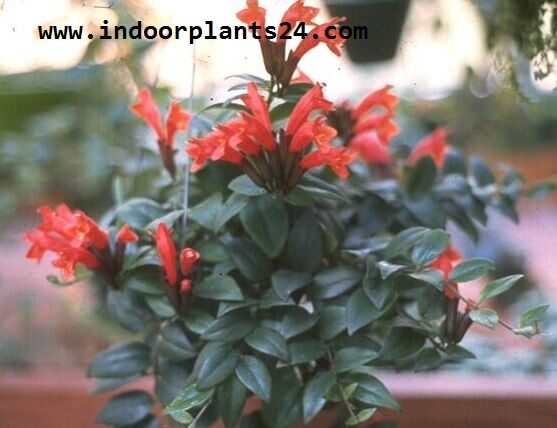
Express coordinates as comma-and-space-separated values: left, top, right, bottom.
24, 1, 549, 427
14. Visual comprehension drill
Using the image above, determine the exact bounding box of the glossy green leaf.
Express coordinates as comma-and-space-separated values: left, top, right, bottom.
404, 156, 437, 198
318, 306, 346, 340
381, 327, 425, 360
469, 308, 499, 329
384, 227, 429, 260
313, 266, 362, 300
235, 355, 272, 402
415, 348, 443, 372
123, 268, 165, 295
97, 391, 153, 426
218, 376, 247, 428
334, 347, 379, 373
164, 383, 214, 414
479, 274, 523, 303
411, 229, 449, 268
201, 311, 256, 342
116, 198, 166, 229
222, 236, 272, 282
157, 321, 197, 361
346, 289, 382, 335
287, 211, 324, 273
245, 327, 290, 361
280, 307, 319, 339
193, 274, 244, 301
185, 309, 214, 335
88, 342, 151, 379
189, 193, 223, 231
519, 304, 550, 328
195, 342, 239, 390
346, 409, 377, 426
271, 270, 312, 301
289, 340, 326, 364
449, 258, 495, 283
216, 192, 249, 230
240, 194, 288, 257
229, 175, 268, 196
302, 371, 335, 423
349, 371, 401, 411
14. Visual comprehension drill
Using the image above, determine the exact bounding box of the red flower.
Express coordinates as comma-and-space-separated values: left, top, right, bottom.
180, 248, 201, 277
300, 147, 356, 180
349, 132, 391, 165
351, 85, 399, 120
353, 114, 399, 145
286, 84, 334, 137
155, 223, 178, 286
237, 0, 266, 28
289, 117, 337, 153
290, 18, 346, 60
117, 224, 139, 244
154, 223, 200, 287
242, 82, 272, 131
279, 1, 319, 42
429, 245, 462, 299
131, 88, 191, 147
408, 128, 449, 168
24, 204, 108, 280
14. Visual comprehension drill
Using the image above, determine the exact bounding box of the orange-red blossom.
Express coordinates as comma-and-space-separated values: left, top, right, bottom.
187, 83, 355, 192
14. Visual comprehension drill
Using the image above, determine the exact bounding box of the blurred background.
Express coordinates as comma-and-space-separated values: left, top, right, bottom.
0, 0, 556, 426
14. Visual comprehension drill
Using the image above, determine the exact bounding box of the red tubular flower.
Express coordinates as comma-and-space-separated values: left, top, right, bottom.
180, 248, 201, 277
131, 88, 191, 147
279, 0, 319, 42
349, 132, 391, 165
353, 114, 399, 145
300, 147, 356, 180
180, 279, 193, 295
408, 128, 449, 168
236, 0, 266, 28
429, 245, 462, 299
290, 18, 346, 60
242, 82, 272, 131
286, 84, 334, 136
351, 85, 399, 120
117, 224, 139, 244
289, 117, 337, 153
155, 223, 178, 286
25, 204, 109, 280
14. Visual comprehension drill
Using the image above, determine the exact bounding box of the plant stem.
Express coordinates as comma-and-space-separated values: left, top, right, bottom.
326, 346, 357, 421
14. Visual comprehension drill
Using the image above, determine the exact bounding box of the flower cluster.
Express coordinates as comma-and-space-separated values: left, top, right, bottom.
237, 0, 346, 91
131, 89, 192, 179
187, 82, 355, 192
24, 204, 137, 282
154, 223, 200, 315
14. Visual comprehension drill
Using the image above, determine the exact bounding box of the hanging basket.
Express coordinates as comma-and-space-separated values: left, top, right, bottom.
324, 0, 411, 63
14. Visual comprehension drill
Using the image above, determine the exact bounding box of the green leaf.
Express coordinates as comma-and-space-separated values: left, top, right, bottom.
164, 383, 214, 415
280, 307, 319, 339
145, 295, 175, 318
193, 274, 244, 301
289, 340, 326, 364
384, 227, 429, 260
527, 180, 557, 199
346, 289, 382, 335
218, 376, 247, 428
334, 347, 379, 373
222, 236, 272, 282
404, 195, 447, 228
245, 327, 290, 361
235, 356, 272, 402
519, 304, 550, 328
471, 156, 495, 186
415, 348, 443, 372
346, 409, 377, 426
217, 192, 249, 230
381, 327, 425, 360
195, 342, 239, 390
190, 193, 223, 231
259, 288, 295, 309
145, 210, 184, 232
411, 229, 449, 268
302, 371, 335, 423
262, 369, 303, 428
288, 211, 324, 273
185, 309, 214, 335
107, 289, 151, 332
271, 270, 312, 301
157, 321, 197, 361
116, 198, 166, 228
469, 308, 499, 329
201, 311, 256, 342
229, 175, 268, 196
404, 156, 437, 198
349, 371, 401, 411
88, 342, 151, 378
313, 266, 362, 300
298, 174, 350, 203
97, 391, 153, 426
363, 257, 393, 309
449, 258, 495, 283
123, 268, 165, 295
196, 238, 230, 263
479, 274, 523, 303
240, 194, 288, 258
318, 306, 346, 340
